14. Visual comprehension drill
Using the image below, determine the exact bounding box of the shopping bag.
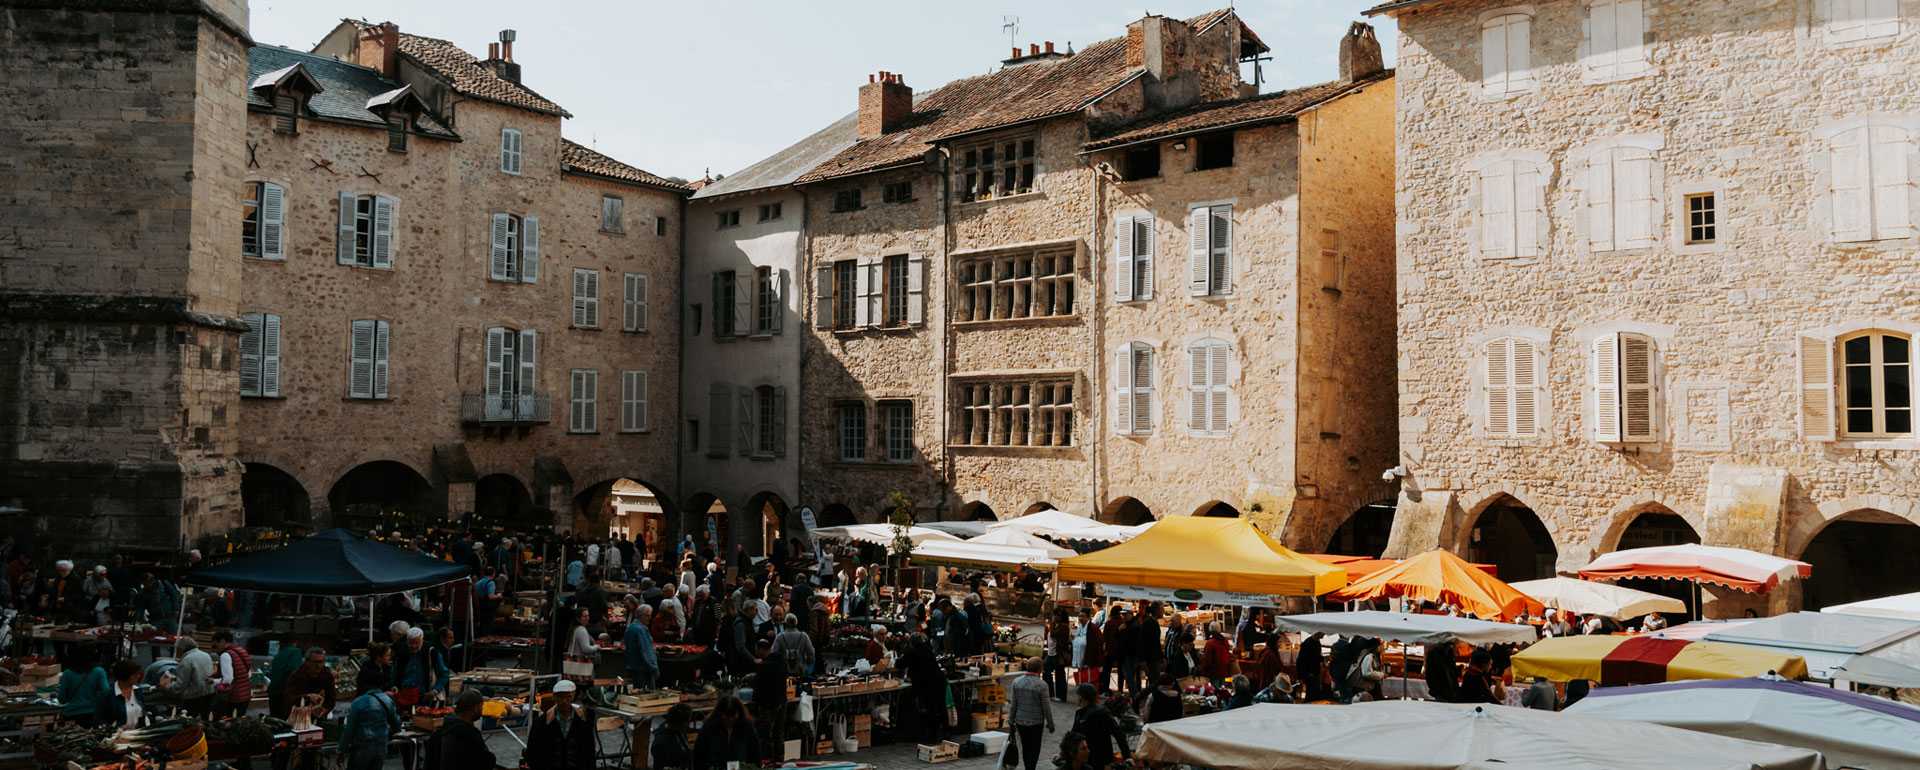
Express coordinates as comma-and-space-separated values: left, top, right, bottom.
996, 727, 1019, 770
794, 693, 815, 722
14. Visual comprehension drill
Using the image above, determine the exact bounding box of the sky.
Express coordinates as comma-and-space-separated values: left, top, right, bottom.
248, 1, 1395, 183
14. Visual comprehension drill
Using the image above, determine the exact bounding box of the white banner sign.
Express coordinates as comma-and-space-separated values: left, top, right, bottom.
1101, 584, 1288, 608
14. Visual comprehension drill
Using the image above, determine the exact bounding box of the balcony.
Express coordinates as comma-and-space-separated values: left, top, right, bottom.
461, 393, 551, 426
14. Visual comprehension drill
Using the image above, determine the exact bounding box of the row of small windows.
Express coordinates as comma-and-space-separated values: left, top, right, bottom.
1114, 339, 1234, 438
956, 378, 1076, 447
1118, 133, 1236, 181
836, 401, 916, 463
699, 384, 789, 458
1474, 329, 1914, 442
700, 268, 788, 339
818, 255, 925, 330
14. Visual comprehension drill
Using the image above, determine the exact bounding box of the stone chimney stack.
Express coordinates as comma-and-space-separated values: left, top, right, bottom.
1340, 22, 1385, 83
486, 30, 523, 85
1127, 15, 1200, 111
356, 21, 399, 78
858, 71, 912, 139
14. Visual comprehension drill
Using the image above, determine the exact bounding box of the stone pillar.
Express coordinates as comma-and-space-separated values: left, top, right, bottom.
1382, 488, 1456, 559
1701, 464, 1788, 552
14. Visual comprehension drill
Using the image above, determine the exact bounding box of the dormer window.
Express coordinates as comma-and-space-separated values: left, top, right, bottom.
274, 95, 300, 134
365, 85, 426, 154
387, 117, 408, 151
250, 62, 324, 136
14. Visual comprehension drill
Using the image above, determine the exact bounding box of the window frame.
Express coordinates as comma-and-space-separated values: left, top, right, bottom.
239, 311, 282, 398
953, 376, 1076, 448
954, 133, 1038, 202
572, 268, 601, 329
1840, 330, 1915, 439
1114, 343, 1155, 436
622, 273, 649, 332
1187, 204, 1234, 297
569, 368, 599, 434
883, 254, 910, 327
601, 195, 624, 234
1583, 0, 1652, 84
1479, 8, 1536, 98
1591, 331, 1660, 444
1481, 334, 1547, 440
832, 189, 864, 212
758, 202, 783, 222
716, 209, 741, 229
836, 402, 868, 462
348, 318, 391, 400
1467, 150, 1550, 261
1818, 117, 1916, 244
1826, 0, 1904, 46
881, 399, 915, 462
620, 370, 648, 433
883, 181, 915, 204
954, 242, 1077, 322
1122, 145, 1162, 181
832, 260, 858, 330
1193, 133, 1235, 171
500, 128, 523, 175
1188, 338, 1232, 437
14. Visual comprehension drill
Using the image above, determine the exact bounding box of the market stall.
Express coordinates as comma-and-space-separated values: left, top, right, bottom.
1329, 549, 1542, 621
1823, 590, 1920, 622
1509, 576, 1687, 620
1056, 516, 1344, 606
984, 509, 1133, 543
1270, 610, 1539, 647
809, 525, 961, 547
1567, 675, 1920, 769
1698, 610, 1920, 684
1579, 544, 1812, 618
182, 528, 472, 641
1511, 635, 1809, 685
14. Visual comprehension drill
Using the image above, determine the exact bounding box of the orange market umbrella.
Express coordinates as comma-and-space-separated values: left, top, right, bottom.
1303, 554, 1501, 584
1329, 549, 1543, 621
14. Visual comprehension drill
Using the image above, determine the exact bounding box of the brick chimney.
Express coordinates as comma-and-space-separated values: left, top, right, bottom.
484, 29, 523, 85
1340, 22, 1385, 83
858, 71, 912, 139
1126, 15, 1199, 111
1002, 40, 1068, 68
355, 21, 399, 78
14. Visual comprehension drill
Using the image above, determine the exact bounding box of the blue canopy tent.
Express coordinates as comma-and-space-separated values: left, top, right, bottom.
181, 528, 472, 640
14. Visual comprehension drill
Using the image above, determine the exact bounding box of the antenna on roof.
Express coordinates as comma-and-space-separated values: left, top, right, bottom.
1003, 15, 1020, 51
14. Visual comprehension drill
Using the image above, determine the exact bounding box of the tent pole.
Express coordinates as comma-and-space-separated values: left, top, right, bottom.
368, 598, 375, 644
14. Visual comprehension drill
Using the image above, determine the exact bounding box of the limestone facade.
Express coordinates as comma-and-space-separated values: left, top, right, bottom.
1375, 0, 1920, 609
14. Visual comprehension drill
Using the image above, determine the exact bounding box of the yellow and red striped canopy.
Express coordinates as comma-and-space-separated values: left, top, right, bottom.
1512, 634, 1808, 686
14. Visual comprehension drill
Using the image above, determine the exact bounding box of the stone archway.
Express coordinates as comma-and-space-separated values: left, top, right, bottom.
1099, 497, 1155, 526
1194, 500, 1239, 518
961, 502, 997, 522
328, 460, 431, 531
745, 491, 794, 558
1605, 505, 1701, 611
1322, 502, 1395, 557
1022, 502, 1055, 516
475, 474, 535, 530
682, 493, 733, 561
242, 463, 311, 529
1463, 493, 1559, 582
1797, 506, 1920, 610
817, 503, 857, 528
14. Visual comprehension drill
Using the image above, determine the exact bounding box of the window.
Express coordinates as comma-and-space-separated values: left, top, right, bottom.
243, 182, 285, 260
829, 261, 858, 329
387, 117, 408, 152
821, 256, 921, 329
1123, 146, 1161, 181
336, 193, 393, 269
753, 267, 786, 336
1470, 151, 1549, 260
484, 328, 537, 419
1593, 333, 1658, 442
1113, 214, 1154, 301
272, 94, 299, 134
1480, 11, 1535, 97
956, 135, 1036, 202
690, 304, 703, 337
620, 371, 647, 432
601, 196, 624, 233
717, 210, 740, 229
1113, 343, 1155, 435
1194, 134, 1234, 171
238, 312, 281, 397
707, 383, 732, 457
1188, 205, 1233, 296
687, 419, 701, 453
758, 202, 782, 222
489, 213, 540, 282
348, 319, 390, 399
957, 244, 1075, 321
1585, 0, 1650, 82
623, 274, 649, 332
712, 271, 738, 338
882, 400, 914, 461
837, 403, 867, 461
883, 181, 914, 203
744, 385, 787, 457
569, 369, 598, 433
572, 269, 600, 328
1483, 336, 1545, 438
833, 189, 863, 212
1188, 339, 1231, 436
883, 255, 909, 327
1582, 138, 1660, 252
500, 128, 523, 174
1318, 229, 1343, 292
955, 377, 1075, 447
655, 216, 667, 236
1685, 194, 1716, 244
1828, 0, 1902, 44
1840, 332, 1914, 438
1824, 120, 1914, 243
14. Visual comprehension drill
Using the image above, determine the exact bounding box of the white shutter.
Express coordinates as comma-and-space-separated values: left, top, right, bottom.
501, 129, 522, 174
814, 266, 835, 330
1513, 338, 1540, 436
622, 371, 647, 432
1481, 162, 1515, 258
1113, 347, 1133, 434
371, 196, 393, 269
1189, 343, 1208, 433
1137, 217, 1155, 299
521, 216, 539, 282
490, 213, 511, 280
1831, 128, 1873, 242
1588, 151, 1617, 251
711, 273, 725, 338
1517, 160, 1546, 258
1588, 0, 1619, 79
239, 312, 263, 397
1189, 208, 1210, 295
349, 319, 375, 398
1799, 334, 1837, 441
1621, 334, 1656, 441
518, 330, 536, 396
1208, 206, 1232, 295
1114, 216, 1135, 301
1485, 339, 1512, 437
1614, 0, 1647, 76
583, 370, 597, 431
906, 256, 925, 326
773, 386, 788, 456
337, 191, 356, 265
1482, 15, 1510, 95
1617, 151, 1657, 248
625, 273, 649, 332
1505, 15, 1533, 91
572, 370, 597, 432
854, 260, 872, 328
1831, 0, 1866, 40
863, 260, 882, 328
1208, 342, 1229, 435
573, 271, 590, 327
734, 272, 753, 336
771, 269, 786, 333
259, 183, 285, 260
372, 320, 390, 399
1131, 346, 1153, 434
485, 328, 505, 397
736, 388, 753, 455
1871, 125, 1914, 238
1863, 0, 1902, 38
261, 313, 281, 398
1594, 334, 1622, 442
586, 271, 601, 328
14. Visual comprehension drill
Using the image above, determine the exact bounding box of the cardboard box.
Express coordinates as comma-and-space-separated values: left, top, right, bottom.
971, 731, 1008, 754
293, 727, 324, 747
976, 684, 1006, 704
855, 729, 872, 748
782, 739, 802, 761
816, 739, 836, 756
917, 742, 959, 764
410, 715, 444, 731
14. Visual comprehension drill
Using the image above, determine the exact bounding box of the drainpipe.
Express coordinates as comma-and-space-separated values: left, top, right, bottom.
796, 186, 812, 516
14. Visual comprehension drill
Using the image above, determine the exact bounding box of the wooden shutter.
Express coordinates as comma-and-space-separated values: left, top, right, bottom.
349, 319, 375, 398
521, 216, 540, 282
1481, 162, 1515, 258
625, 274, 649, 332
572, 370, 595, 432
771, 269, 786, 334
1831, 127, 1873, 242
854, 260, 872, 328
1588, 0, 1618, 79
1137, 217, 1155, 299
485, 328, 505, 397
773, 386, 788, 456
1131, 346, 1153, 434
710, 384, 732, 454
1588, 151, 1617, 251
1189, 343, 1209, 432
337, 191, 356, 265
1114, 216, 1135, 301
863, 259, 882, 328
1208, 206, 1232, 295
711, 273, 725, 338
1621, 334, 1656, 441
1617, 150, 1657, 248
501, 129, 522, 174
372, 320, 390, 399
1594, 334, 1622, 442
1114, 347, 1133, 434
1799, 334, 1837, 441
1871, 125, 1914, 239
1485, 339, 1512, 437
622, 371, 647, 432
1517, 160, 1546, 258
1613, 0, 1647, 75
261, 313, 281, 398
736, 388, 753, 456
1208, 342, 1230, 435
814, 266, 835, 330
259, 183, 285, 260
573, 271, 591, 327
1189, 208, 1210, 295
1505, 15, 1533, 91
1482, 15, 1510, 95
371, 196, 394, 269
490, 213, 512, 280
906, 256, 925, 325
239, 312, 263, 397
586, 271, 601, 327
733, 272, 752, 337
1513, 338, 1540, 436
1863, 0, 1902, 37
518, 330, 536, 396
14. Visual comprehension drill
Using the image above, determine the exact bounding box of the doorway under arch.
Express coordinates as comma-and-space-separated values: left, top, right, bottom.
1022, 502, 1055, 516
1099, 497, 1155, 526
1195, 501, 1239, 518
961, 502, 997, 522
475, 474, 535, 529
328, 461, 432, 531
1800, 509, 1920, 610
1467, 495, 1558, 582
242, 463, 311, 528
1324, 503, 1395, 557
816, 503, 857, 528
1611, 508, 1700, 610
746, 492, 793, 558
679, 495, 733, 559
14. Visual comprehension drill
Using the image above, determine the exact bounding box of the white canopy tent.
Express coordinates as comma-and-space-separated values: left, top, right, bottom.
916, 521, 991, 539
1138, 701, 1825, 770
908, 539, 1061, 572
1568, 675, 1920, 769
966, 529, 1077, 558
808, 524, 961, 547
1510, 576, 1687, 620
986, 509, 1132, 542
1702, 611, 1920, 685
1272, 610, 1539, 646
1824, 591, 1920, 622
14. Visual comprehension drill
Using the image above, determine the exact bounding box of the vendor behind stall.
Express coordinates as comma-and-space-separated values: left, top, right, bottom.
525, 680, 594, 770
211, 630, 253, 718
625, 603, 659, 689
97, 659, 146, 730
57, 645, 108, 727
397, 627, 448, 703
358, 642, 393, 693
287, 646, 338, 714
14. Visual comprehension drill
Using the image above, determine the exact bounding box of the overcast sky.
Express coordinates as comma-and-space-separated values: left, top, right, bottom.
249, 1, 1395, 182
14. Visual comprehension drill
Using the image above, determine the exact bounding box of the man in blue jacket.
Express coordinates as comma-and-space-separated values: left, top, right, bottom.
624, 601, 659, 689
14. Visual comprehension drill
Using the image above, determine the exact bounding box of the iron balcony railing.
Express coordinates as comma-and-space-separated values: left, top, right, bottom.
460, 393, 551, 425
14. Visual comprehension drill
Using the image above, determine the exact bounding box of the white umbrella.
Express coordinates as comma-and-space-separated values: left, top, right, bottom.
909, 540, 1060, 572
1140, 701, 1824, 770
1510, 576, 1687, 620
807, 524, 961, 547
1272, 610, 1538, 646
1824, 591, 1920, 622
966, 529, 1077, 559
1567, 675, 1920, 769
986, 509, 1129, 541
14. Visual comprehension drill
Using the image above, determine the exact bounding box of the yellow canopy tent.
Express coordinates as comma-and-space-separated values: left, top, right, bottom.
1056, 516, 1344, 602
1511, 634, 1809, 686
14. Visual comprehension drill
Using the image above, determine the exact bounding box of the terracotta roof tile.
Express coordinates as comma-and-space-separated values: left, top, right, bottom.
560, 139, 689, 191
351, 21, 570, 117
1084, 69, 1393, 150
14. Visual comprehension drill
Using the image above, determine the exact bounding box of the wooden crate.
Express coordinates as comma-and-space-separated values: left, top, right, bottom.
917, 741, 959, 763
976, 684, 1006, 704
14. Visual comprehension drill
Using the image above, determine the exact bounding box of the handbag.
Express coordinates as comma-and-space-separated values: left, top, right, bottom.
996, 726, 1019, 770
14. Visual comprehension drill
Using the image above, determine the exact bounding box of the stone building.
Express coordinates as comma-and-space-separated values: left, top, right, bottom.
1369, 0, 1920, 611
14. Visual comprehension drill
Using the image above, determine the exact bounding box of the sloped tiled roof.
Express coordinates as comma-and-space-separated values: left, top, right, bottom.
349, 21, 571, 118
694, 110, 860, 199
246, 45, 457, 138
1084, 69, 1393, 150
1362, 0, 1440, 16
560, 139, 690, 191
